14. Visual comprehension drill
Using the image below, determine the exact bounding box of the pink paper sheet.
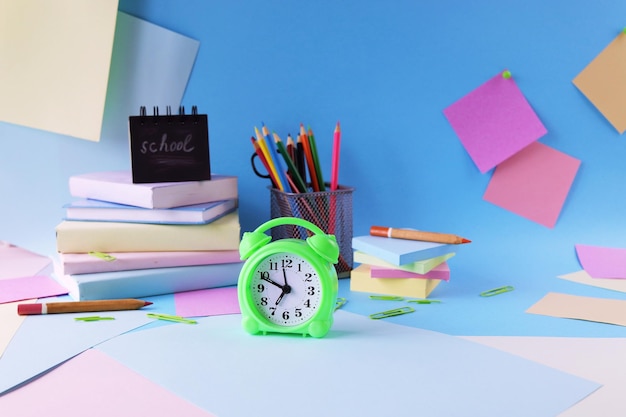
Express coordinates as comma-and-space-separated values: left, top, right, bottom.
575, 244, 626, 279
0, 349, 216, 417
174, 286, 240, 317
0, 241, 51, 280
483, 142, 580, 228
0, 275, 68, 303
443, 72, 547, 173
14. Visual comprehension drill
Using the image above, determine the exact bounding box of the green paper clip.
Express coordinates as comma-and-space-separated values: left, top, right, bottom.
407, 299, 442, 304
369, 295, 404, 301
502, 70, 512, 79
147, 313, 197, 325
74, 316, 115, 322
335, 297, 347, 311
480, 285, 514, 297
369, 306, 415, 320
88, 251, 116, 262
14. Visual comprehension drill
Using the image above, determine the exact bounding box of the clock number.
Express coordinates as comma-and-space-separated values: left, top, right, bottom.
295, 308, 302, 317
304, 299, 311, 308
282, 311, 290, 320
269, 307, 276, 316
307, 286, 315, 296
260, 297, 268, 306
259, 271, 269, 280
281, 259, 293, 268
269, 261, 278, 271
257, 283, 265, 292
304, 273, 313, 282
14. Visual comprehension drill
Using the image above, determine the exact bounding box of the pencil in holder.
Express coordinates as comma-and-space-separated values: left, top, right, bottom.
269, 184, 354, 277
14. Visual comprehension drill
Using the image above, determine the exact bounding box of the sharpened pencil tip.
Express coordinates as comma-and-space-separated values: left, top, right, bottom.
461, 238, 472, 244
144, 301, 153, 306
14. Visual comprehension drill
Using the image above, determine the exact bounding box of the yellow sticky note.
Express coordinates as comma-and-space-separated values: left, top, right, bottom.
0, 0, 118, 141
573, 33, 626, 134
350, 264, 441, 299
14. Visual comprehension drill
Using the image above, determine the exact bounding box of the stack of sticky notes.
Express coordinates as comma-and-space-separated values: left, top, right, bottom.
350, 235, 458, 298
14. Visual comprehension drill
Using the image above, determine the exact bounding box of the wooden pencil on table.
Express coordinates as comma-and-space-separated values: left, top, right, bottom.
17, 298, 153, 315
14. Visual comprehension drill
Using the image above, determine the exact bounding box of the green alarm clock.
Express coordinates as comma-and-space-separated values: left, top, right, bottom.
237, 216, 339, 338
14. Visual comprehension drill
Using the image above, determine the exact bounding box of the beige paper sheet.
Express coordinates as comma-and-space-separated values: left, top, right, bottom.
526, 292, 626, 327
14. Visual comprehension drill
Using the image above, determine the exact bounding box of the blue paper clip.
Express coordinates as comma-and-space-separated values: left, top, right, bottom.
369, 306, 415, 320
480, 286, 514, 297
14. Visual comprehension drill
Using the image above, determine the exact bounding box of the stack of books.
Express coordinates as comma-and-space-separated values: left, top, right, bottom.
53, 170, 242, 300
350, 235, 458, 299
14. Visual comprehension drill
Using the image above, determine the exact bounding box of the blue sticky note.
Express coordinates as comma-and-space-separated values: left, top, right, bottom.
351, 235, 457, 266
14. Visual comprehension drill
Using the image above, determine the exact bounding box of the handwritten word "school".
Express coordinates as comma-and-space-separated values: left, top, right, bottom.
141, 134, 195, 154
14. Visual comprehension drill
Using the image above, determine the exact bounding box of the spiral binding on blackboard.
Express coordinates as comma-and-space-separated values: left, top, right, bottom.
136, 106, 201, 125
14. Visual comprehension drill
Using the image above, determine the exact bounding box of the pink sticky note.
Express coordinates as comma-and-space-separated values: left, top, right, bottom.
174, 286, 240, 317
483, 142, 580, 228
370, 262, 450, 281
575, 244, 626, 279
0, 349, 216, 417
443, 72, 547, 173
0, 275, 68, 303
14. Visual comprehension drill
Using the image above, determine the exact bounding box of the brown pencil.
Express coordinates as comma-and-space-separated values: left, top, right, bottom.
17, 298, 153, 315
370, 226, 471, 245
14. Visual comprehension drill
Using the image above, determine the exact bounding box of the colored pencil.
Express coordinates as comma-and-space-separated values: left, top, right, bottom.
255, 126, 285, 191
296, 134, 307, 186
250, 136, 279, 188
262, 123, 290, 191
370, 226, 472, 245
273, 132, 307, 193
307, 126, 325, 191
17, 298, 153, 315
287, 134, 296, 162
331, 121, 341, 191
300, 124, 320, 191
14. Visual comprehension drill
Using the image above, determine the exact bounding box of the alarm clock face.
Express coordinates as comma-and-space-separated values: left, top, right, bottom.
249, 252, 322, 326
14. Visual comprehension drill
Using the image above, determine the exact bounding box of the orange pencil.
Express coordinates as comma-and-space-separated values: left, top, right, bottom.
300, 124, 320, 191
370, 226, 472, 245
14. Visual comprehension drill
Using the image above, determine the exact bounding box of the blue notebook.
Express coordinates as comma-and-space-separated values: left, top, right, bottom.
54, 262, 243, 300
351, 235, 457, 266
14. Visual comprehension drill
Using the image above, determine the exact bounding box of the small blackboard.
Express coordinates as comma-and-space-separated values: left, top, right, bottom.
129, 106, 211, 183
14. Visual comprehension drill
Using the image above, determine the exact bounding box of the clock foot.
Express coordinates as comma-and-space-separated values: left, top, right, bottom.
308, 319, 332, 338
242, 316, 260, 335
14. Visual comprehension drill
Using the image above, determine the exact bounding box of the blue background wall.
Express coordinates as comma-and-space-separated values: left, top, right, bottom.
3, 0, 626, 336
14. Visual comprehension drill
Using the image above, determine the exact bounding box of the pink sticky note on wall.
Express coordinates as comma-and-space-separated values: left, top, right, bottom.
483, 142, 580, 228
575, 244, 626, 279
443, 72, 547, 173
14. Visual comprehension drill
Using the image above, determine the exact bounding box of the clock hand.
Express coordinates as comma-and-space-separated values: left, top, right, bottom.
275, 269, 292, 305
260, 276, 284, 290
